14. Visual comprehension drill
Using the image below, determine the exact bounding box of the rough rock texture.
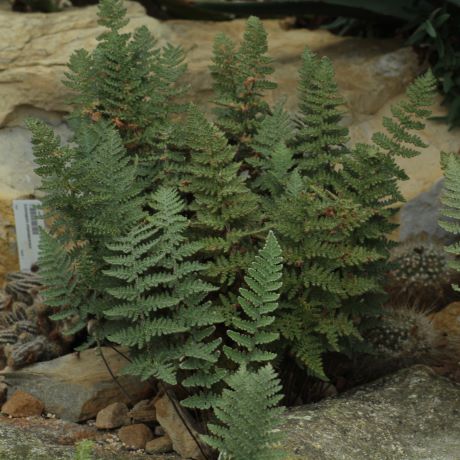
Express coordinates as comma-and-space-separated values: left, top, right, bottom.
96, 402, 130, 430
154, 393, 206, 460
146, 435, 173, 455
399, 179, 447, 242
0, 414, 179, 460
1, 390, 44, 417
280, 366, 460, 460
431, 302, 460, 346
118, 423, 154, 450
1, 347, 152, 422
128, 398, 157, 423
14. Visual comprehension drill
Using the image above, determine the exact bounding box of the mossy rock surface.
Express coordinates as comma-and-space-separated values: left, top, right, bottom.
280, 365, 460, 460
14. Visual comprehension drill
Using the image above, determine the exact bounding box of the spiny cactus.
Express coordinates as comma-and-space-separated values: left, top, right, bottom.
358, 305, 457, 381
386, 235, 456, 310
0, 272, 75, 370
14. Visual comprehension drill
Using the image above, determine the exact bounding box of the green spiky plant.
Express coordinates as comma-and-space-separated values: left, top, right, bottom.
174, 105, 262, 293
203, 231, 286, 459
32, 2, 441, 437
210, 16, 277, 178
103, 186, 225, 408
64, 0, 187, 183
30, 119, 143, 345
439, 151, 460, 288
204, 364, 285, 460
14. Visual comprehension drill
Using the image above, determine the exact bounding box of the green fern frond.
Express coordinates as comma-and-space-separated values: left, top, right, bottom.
203, 364, 285, 460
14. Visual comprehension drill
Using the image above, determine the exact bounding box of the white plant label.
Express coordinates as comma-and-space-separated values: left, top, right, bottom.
13, 199, 45, 272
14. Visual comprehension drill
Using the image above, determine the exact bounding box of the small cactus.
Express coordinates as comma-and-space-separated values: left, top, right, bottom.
0, 272, 75, 370
366, 306, 437, 361
386, 236, 455, 310
358, 305, 458, 381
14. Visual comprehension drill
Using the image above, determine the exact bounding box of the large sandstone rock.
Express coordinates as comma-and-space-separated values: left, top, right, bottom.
280, 366, 460, 460
1, 347, 152, 422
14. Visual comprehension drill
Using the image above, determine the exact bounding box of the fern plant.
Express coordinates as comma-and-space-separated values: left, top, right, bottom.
64, 0, 187, 183
223, 231, 283, 367
203, 364, 285, 460
29, 118, 143, 343
204, 231, 286, 460
210, 15, 277, 176
439, 152, 460, 289
103, 186, 224, 407
175, 104, 262, 292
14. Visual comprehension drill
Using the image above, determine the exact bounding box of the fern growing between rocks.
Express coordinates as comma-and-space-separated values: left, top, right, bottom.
103, 187, 224, 407
204, 364, 285, 460
64, 0, 187, 183
269, 175, 379, 377
342, 71, 437, 318
204, 232, 286, 460
210, 16, 276, 176
29, 118, 143, 343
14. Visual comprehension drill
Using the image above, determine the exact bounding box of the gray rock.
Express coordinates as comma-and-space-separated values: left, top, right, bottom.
280, 365, 460, 460
0, 123, 71, 199
1, 347, 152, 422
399, 179, 448, 242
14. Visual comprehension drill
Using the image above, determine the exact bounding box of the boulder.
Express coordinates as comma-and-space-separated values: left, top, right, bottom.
118, 423, 153, 450
430, 302, 460, 346
1, 347, 152, 422
1, 390, 44, 417
399, 179, 447, 242
96, 402, 130, 430
280, 366, 460, 460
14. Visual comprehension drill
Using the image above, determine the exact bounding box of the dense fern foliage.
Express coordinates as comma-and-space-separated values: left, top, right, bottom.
103, 187, 224, 406
224, 231, 283, 366
29, 118, 143, 342
210, 16, 277, 176
64, 0, 187, 182
175, 105, 261, 291
31, 2, 441, 457
439, 152, 460, 290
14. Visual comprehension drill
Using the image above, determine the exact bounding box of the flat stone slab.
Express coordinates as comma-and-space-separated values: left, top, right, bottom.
1, 347, 152, 422
281, 365, 460, 460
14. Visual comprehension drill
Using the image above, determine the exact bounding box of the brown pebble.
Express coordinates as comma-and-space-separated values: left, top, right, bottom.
96, 402, 130, 429
118, 423, 153, 449
1, 390, 44, 417
146, 435, 173, 454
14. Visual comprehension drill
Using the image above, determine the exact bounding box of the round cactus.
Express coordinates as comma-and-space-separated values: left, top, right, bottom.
356, 305, 459, 383
386, 236, 455, 310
